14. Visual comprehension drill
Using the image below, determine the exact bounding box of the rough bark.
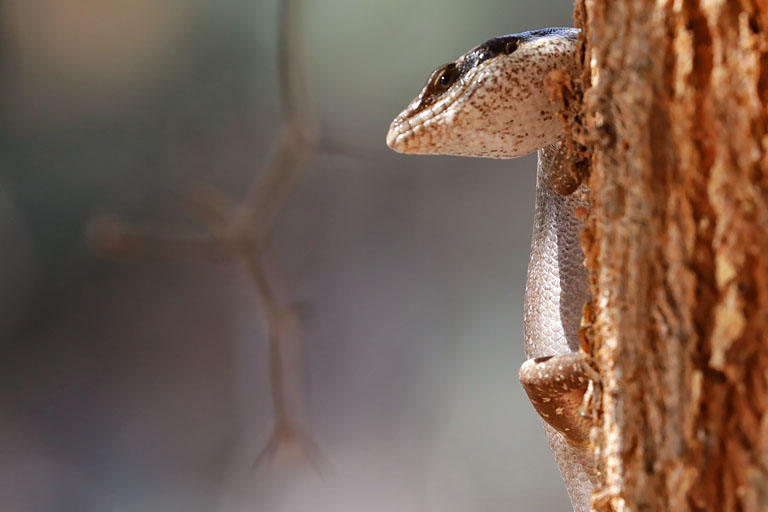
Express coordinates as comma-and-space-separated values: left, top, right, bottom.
573, 1, 768, 510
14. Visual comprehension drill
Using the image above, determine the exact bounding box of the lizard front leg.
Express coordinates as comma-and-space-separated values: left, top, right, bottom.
383, 28, 594, 511
519, 352, 594, 445
520, 142, 597, 512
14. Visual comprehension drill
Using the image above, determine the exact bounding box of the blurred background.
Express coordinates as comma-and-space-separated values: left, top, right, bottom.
0, 0, 576, 511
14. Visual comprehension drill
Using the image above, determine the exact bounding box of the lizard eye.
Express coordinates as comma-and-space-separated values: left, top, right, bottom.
504, 39, 519, 54
434, 63, 459, 91
413, 62, 462, 111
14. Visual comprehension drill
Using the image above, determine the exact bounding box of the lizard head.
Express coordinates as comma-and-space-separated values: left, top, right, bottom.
386, 28, 579, 159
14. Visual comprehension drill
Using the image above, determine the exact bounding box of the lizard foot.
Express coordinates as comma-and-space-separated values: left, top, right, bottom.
519, 352, 596, 445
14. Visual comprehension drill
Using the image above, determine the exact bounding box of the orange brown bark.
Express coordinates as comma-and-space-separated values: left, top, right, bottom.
574, 1, 768, 510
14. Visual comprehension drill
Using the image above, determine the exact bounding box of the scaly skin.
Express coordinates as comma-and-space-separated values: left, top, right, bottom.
386, 27, 597, 511
521, 142, 596, 512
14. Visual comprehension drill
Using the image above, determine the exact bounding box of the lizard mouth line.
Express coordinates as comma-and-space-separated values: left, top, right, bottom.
386, 78, 473, 154
386, 101, 451, 154
386, 57, 502, 154
385, 28, 592, 512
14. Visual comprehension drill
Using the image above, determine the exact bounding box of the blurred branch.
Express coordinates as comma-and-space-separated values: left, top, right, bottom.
87, 217, 231, 262
86, 0, 325, 476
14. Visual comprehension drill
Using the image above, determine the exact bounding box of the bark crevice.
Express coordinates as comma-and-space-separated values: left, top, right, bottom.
574, 2, 768, 510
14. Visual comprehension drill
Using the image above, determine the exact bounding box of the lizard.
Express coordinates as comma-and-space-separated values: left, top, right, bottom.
385, 27, 598, 511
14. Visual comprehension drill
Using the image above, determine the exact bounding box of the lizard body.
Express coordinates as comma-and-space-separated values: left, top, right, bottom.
386, 28, 597, 511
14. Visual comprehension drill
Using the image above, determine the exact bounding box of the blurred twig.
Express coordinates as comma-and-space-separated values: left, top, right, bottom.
87, 0, 324, 475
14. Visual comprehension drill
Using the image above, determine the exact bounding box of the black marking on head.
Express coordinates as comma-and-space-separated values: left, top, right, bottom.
401, 28, 578, 116
461, 34, 521, 70
408, 34, 521, 113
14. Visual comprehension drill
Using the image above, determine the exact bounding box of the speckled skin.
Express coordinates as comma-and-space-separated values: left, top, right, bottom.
386, 28, 596, 511
386, 28, 580, 158
520, 142, 596, 512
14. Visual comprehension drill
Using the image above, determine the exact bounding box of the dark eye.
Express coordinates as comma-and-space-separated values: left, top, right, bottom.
415, 62, 462, 110
434, 63, 459, 90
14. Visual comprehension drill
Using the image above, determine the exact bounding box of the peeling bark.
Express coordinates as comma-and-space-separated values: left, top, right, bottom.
574, 1, 768, 510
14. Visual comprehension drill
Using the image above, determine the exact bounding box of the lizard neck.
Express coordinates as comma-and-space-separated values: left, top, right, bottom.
523, 142, 597, 512
523, 142, 590, 359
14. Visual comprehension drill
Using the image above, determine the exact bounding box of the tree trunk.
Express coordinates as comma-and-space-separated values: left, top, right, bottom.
573, 1, 768, 510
